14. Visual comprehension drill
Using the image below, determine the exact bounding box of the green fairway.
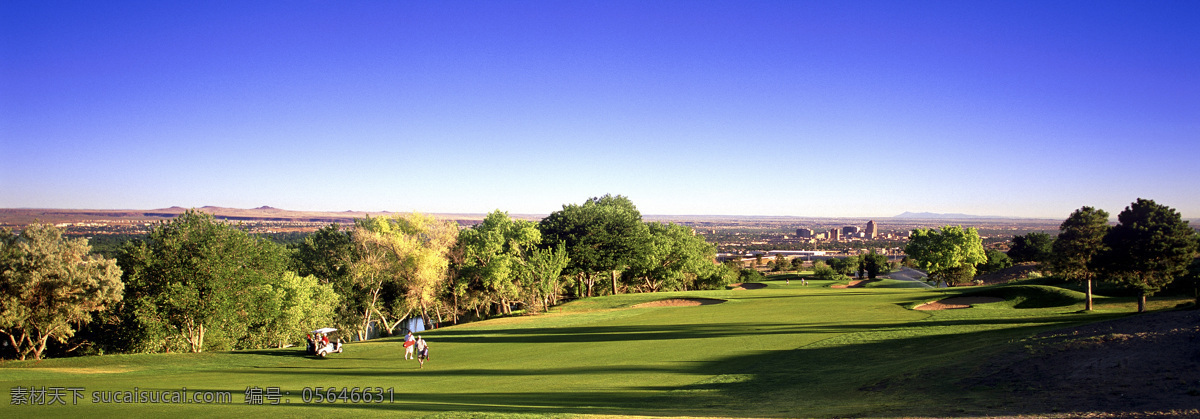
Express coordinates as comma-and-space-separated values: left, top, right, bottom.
1, 277, 1180, 418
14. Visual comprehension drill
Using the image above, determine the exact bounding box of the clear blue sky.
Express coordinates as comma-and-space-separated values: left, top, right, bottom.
3, 1, 1198, 218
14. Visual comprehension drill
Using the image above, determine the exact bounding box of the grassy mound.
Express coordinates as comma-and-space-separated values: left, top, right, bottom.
958, 285, 1087, 308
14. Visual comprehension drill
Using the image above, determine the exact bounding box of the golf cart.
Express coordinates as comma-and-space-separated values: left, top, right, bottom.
306, 327, 344, 357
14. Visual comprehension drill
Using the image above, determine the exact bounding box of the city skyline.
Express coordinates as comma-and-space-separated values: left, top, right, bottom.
3, 1, 1198, 219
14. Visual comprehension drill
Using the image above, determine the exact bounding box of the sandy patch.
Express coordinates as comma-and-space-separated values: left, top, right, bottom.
633, 298, 726, 308
914, 296, 1005, 310
728, 283, 767, 290
831, 280, 866, 289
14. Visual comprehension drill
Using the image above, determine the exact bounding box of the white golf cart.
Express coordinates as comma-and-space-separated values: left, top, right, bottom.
306, 327, 344, 357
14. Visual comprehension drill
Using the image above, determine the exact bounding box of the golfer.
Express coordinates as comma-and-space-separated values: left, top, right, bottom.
415, 337, 429, 368
403, 332, 416, 360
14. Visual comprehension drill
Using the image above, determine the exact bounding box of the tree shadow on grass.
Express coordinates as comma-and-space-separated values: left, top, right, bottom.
233, 348, 312, 358
424, 315, 1118, 345
207, 313, 1138, 417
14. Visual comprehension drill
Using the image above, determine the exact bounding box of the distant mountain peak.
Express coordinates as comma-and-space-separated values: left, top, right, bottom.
894, 211, 996, 219
254, 206, 277, 210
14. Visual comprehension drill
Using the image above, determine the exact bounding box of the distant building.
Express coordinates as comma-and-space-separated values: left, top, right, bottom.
865, 220, 877, 239
796, 228, 813, 238
842, 226, 860, 236
829, 228, 840, 242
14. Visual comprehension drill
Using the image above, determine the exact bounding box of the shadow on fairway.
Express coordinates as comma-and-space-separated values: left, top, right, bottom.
234, 349, 313, 358
217, 312, 1135, 418
422, 316, 1102, 345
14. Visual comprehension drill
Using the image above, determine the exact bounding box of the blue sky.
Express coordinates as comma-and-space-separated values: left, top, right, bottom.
2, 1, 1197, 218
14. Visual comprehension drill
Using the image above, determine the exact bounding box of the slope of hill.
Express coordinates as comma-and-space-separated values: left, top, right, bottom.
1, 280, 1192, 417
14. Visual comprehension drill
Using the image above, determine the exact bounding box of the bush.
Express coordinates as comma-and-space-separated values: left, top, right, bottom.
738, 268, 765, 283
811, 261, 847, 281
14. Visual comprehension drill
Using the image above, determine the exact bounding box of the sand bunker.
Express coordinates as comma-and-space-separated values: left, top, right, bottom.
831, 280, 866, 289
633, 298, 727, 308
729, 283, 767, 290
914, 296, 1005, 310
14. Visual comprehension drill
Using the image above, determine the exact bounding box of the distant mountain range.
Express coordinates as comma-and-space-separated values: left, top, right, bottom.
893, 211, 1031, 220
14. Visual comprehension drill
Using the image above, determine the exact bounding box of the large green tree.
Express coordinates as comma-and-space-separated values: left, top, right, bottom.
538, 195, 649, 297
772, 254, 792, 272
454, 210, 542, 317
1007, 232, 1055, 263
829, 256, 859, 278
243, 272, 340, 349
0, 224, 124, 360
1047, 206, 1110, 311
625, 222, 717, 292
517, 243, 571, 313
904, 226, 987, 286
518, 243, 568, 312
1097, 199, 1197, 312
291, 224, 361, 334
119, 210, 298, 352
351, 213, 458, 337
861, 252, 890, 280
976, 249, 1013, 274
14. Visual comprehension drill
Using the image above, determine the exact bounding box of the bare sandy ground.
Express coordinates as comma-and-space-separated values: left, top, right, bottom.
913, 296, 1006, 310
633, 298, 726, 307
728, 283, 767, 290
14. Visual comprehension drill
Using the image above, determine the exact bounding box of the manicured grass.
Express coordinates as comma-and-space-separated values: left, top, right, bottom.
2, 275, 1185, 418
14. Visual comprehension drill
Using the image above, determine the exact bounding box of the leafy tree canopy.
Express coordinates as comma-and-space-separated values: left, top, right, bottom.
0, 224, 123, 360
904, 225, 986, 286
538, 194, 649, 296
1097, 199, 1196, 311
119, 210, 294, 353
1007, 232, 1055, 263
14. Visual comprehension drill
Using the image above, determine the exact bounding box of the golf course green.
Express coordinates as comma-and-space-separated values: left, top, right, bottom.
0, 274, 1179, 418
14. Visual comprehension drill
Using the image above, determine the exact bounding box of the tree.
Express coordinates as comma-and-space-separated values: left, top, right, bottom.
454, 210, 541, 317
538, 195, 648, 297
519, 243, 570, 313
810, 260, 846, 281
904, 226, 987, 286
1008, 232, 1054, 263
1047, 206, 1110, 311
0, 224, 123, 360
1097, 199, 1197, 312
697, 261, 739, 290
352, 213, 458, 338
737, 268, 765, 283
1184, 255, 1200, 307
119, 210, 293, 352
291, 224, 360, 332
773, 254, 791, 272
243, 272, 340, 349
625, 222, 717, 292
861, 252, 890, 279
828, 256, 859, 277
977, 249, 1013, 274
293, 224, 354, 284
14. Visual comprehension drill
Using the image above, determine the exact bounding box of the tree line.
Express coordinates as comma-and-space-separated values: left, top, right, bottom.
904, 198, 1199, 312
1, 195, 736, 360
